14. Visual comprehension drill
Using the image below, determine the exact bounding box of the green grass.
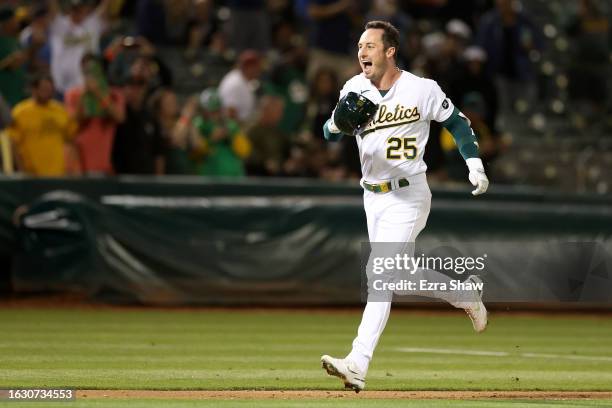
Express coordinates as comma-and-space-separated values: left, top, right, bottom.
0, 308, 611, 392
1, 400, 612, 408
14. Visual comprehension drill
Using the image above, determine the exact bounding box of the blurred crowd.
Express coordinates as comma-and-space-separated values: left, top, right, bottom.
0, 0, 609, 182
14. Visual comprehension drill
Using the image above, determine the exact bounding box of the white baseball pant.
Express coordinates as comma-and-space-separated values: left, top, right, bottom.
347, 173, 463, 374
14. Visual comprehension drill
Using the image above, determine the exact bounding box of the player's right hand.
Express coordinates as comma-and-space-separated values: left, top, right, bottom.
466, 158, 489, 196
327, 118, 341, 134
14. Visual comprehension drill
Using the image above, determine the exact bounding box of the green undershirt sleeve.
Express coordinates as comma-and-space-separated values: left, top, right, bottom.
323, 119, 343, 142
440, 107, 480, 160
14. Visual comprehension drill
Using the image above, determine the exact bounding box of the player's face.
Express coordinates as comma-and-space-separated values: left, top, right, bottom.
358, 29, 390, 80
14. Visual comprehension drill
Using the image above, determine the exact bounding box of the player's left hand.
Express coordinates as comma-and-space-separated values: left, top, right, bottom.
466, 158, 489, 196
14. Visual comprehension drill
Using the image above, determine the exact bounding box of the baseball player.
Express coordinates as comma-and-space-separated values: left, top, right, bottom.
320, 21, 489, 393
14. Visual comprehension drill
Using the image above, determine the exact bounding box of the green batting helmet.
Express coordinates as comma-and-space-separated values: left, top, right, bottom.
333, 92, 379, 136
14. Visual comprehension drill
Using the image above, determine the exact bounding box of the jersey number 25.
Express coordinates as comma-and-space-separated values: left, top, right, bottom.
386, 136, 417, 160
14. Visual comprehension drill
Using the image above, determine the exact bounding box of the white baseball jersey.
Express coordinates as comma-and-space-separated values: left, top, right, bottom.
339, 70, 454, 184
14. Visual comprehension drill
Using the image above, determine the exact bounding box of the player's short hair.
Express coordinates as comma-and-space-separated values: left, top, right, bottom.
364, 20, 400, 59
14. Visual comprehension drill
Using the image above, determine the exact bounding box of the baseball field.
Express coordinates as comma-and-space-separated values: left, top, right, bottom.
1, 305, 612, 407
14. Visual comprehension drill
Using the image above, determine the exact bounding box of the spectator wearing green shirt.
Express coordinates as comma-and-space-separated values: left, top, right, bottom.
191, 88, 251, 177
0, 6, 26, 107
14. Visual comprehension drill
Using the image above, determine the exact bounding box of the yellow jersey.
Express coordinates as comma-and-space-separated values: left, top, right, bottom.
8, 99, 76, 176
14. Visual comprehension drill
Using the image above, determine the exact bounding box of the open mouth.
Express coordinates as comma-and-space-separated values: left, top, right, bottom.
361, 61, 373, 73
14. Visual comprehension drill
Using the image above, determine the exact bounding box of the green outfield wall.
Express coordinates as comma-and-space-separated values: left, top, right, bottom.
1, 176, 611, 305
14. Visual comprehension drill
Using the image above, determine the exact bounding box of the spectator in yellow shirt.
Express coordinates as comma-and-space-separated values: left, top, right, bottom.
8, 74, 77, 176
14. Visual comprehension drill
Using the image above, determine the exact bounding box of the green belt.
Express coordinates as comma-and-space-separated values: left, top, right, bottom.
362, 178, 410, 193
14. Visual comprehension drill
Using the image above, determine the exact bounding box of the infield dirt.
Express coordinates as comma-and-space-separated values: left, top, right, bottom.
78, 391, 612, 400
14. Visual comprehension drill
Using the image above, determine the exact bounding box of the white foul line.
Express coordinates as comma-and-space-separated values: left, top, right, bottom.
521, 353, 612, 362
396, 347, 612, 362
397, 347, 508, 357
